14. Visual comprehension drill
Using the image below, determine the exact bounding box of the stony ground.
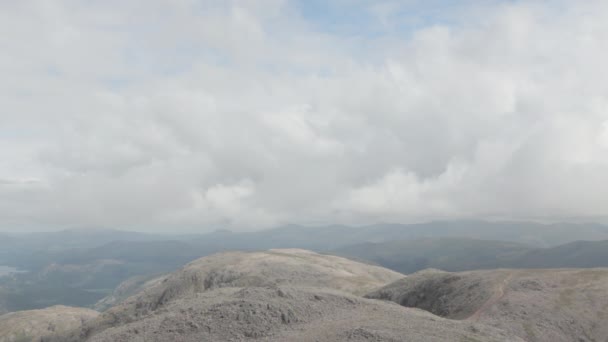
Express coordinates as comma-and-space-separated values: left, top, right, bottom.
367, 268, 608, 342
0, 305, 98, 342
93, 274, 166, 312
104, 248, 404, 318
52, 286, 522, 342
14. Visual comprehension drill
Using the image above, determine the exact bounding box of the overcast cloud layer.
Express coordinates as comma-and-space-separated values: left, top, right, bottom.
2, 0, 608, 232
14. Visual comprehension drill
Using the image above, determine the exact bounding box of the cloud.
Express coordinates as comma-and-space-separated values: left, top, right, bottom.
1, 0, 608, 231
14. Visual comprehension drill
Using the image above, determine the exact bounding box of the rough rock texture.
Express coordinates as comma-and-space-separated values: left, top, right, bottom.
366, 268, 501, 319
46, 249, 527, 341
367, 268, 608, 342
93, 274, 166, 312
114, 249, 403, 314
52, 287, 522, 342
46, 249, 406, 340
0, 305, 98, 342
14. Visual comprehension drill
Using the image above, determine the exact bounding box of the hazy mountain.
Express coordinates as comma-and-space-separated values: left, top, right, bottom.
189, 221, 608, 251
334, 238, 608, 274
1, 228, 161, 250
53, 240, 207, 265
367, 268, 608, 342
511, 240, 608, 268
0, 240, 211, 313
2, 221, 608, 270
2, 221, 608, 314
0, 228, 175, 270
333, 238, 534, 273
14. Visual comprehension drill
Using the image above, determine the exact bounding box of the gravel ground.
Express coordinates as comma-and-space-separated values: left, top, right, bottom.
58, 286, 522, 342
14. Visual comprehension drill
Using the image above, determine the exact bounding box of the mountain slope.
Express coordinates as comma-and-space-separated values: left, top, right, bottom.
333, 238, 533, 273
116, 249, 404, 309
93, 274, 166, 312
512, 240, 608, 268
57, 287, 521, 342
334, 238, 608, 274
367, 268, 608, 342
48, 249, 522, 342
0, 240, 214, 313
189, 221, 608, 251
0, 305, 98, 342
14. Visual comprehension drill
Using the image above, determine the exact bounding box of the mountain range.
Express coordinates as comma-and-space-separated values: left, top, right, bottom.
2, 221, 608, 315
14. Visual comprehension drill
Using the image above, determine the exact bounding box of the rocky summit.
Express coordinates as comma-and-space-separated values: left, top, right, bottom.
0, 305, 98, 342
46, 249, 522, 342
367, 268, 608, 342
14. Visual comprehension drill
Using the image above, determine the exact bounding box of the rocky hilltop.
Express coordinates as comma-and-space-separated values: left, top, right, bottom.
59, 286, 519, 342
105, 248, 403, 311
46, 249, 523, 342
0, 305, 98, 342
367, 268, 608, 342
93, 274, 166, 312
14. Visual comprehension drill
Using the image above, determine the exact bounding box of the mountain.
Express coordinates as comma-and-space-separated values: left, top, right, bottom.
333, 238, 534, 273
334, 238, 608, 274
52, 240, 206, 265
47, 249, 521, 342
2, 221, 608, 315
366, 268, 608, 342
0, 305, 98, 342
0, 240, 213, 313
511, 240, 608, 268
189, 221, 608, 251
3, 221, 608, 264
0, 228, 172, 271
104, 249, 404, 306
0, 227, 161, 251
3, 220, 608, 271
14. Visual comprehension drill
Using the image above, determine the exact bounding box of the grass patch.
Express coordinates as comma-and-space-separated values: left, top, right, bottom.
13, 331, 33, 342
555, 288, 574, 309
523, 322, 537, 341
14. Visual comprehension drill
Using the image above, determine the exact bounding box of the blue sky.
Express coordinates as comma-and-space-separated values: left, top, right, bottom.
294, 0, 485, 36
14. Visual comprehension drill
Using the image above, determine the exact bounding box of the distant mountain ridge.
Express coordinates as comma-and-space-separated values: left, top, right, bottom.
4, 220, 608, 253
187, 220, 608, 250
2, 221, 608, 314
333, 238, 608, 274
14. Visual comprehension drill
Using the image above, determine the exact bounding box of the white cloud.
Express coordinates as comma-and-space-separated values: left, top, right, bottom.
2, 0, 608, 231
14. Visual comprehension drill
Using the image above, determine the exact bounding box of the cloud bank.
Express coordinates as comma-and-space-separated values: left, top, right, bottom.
2, 0, 608, 231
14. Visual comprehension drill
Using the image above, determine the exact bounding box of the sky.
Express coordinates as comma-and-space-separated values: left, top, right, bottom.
1, 0, 608, 232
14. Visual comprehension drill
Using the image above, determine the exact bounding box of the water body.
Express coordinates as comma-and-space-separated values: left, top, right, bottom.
0, 265, 26, 277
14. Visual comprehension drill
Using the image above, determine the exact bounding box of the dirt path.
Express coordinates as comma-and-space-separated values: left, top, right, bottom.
467, 271, 515, 321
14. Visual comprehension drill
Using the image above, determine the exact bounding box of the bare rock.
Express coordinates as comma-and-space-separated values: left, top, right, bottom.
0, 305, 98, 342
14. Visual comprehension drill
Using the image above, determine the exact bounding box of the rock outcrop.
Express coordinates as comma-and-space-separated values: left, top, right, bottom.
0, 305, 98, 342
